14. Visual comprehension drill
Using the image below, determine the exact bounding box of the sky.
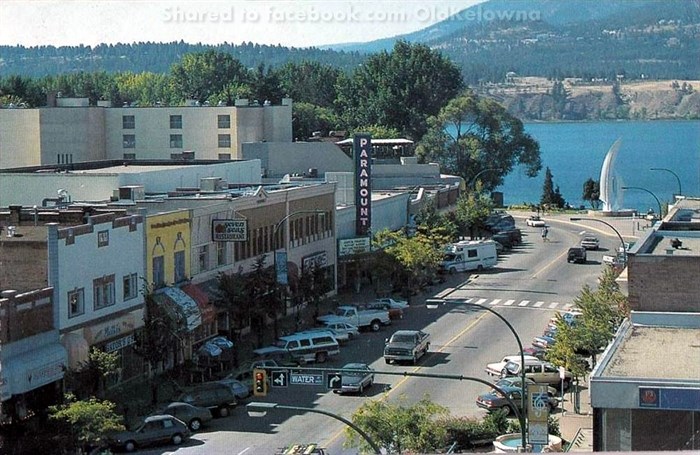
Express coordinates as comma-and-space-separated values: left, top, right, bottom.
0, 0, 484, 48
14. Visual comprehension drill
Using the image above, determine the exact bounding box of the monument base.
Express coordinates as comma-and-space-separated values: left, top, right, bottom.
587, 210, 637, 218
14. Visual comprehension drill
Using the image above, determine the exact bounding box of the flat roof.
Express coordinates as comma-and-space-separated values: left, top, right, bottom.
601, 317, 700, 380
648, 233, 700, 256
68, 164, 193, 174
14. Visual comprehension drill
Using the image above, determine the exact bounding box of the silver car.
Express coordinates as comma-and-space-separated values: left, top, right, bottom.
334, 362, 374, 394
108, 415, 190, 453
156, 402, 212, 432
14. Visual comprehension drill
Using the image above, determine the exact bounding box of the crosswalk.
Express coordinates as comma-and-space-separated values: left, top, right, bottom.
433, 294, 576, 311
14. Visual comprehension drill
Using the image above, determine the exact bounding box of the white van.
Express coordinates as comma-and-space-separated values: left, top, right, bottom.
253, 332, 340, 363
439, 240, 498, 274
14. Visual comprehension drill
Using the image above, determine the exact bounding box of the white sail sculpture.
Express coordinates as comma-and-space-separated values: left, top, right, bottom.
599, 138, 623, 213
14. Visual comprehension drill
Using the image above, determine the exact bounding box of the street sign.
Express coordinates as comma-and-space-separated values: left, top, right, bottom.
271, 370, 288, 388
290, 373, 324, 385
327, 372, 342, 390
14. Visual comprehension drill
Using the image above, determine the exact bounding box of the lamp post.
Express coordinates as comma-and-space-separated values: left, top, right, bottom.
621, 186, 663, 219
469, 167, 499, 190
650, 167, 682, 197
247, 402, 382, 454
570, 217, 627, 261
426, 298, 528, 450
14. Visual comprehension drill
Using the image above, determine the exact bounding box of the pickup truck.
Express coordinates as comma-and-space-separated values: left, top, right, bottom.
316, 305, 391, 332
383, 330, 430, 365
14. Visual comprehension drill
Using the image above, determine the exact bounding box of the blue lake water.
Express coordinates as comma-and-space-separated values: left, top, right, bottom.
496, 120, 700, 212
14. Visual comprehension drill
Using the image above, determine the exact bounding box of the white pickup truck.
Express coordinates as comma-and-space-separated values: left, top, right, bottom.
316, 305, 391, 332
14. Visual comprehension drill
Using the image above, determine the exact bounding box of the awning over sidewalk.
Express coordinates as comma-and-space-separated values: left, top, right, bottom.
181, 283, 216, 324
3, 343, 67, 397
156, 287, 202, 331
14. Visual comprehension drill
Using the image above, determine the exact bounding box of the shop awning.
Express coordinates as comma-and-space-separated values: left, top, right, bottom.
181, 283, 216, 324
156, 287, 202, 332
3, 343, 67, 396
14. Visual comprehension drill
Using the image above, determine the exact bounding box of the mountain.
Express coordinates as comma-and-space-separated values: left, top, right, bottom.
0, 0, 697, 84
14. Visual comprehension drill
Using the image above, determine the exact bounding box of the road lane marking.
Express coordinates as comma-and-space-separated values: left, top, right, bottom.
489, 298, 501, 306
475, 298, 488, 305
503, 299, 515, 306
519, 300, 530, 306
534, 301, 544, 308
549, 302, 559, 308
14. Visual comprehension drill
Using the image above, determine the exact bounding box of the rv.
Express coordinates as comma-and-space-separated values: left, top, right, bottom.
438, 240, 498, 274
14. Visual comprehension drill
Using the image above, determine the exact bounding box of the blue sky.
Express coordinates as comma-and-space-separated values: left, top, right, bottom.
0, 1, 483, 48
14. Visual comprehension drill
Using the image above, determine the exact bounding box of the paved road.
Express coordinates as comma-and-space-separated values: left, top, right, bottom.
141, 220, 608, 454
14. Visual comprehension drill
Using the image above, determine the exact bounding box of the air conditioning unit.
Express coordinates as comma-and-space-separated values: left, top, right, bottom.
117, 185, 145, 201
200, 177, 221, 192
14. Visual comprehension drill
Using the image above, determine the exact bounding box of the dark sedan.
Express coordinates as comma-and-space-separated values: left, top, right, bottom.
334, 362, 375, 394
476, 386, 558, 416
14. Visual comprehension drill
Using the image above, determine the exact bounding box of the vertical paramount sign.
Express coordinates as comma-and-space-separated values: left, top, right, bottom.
354, 134, 371, 236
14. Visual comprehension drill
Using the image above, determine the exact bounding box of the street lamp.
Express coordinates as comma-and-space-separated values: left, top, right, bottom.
650, 167, 682, 197
469, 167, 499, 190
426, 298, 528, 450
246, 401, 381, 454
570, 217, 627, 262
621, 186, 663, 219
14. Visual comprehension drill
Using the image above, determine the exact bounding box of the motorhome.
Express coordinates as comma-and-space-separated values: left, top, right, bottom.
438, 240, 498, 274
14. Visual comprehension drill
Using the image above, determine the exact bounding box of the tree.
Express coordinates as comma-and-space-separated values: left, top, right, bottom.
133, 284, 189, 404
275, 61, 341, 108
213, 267, 250, 368
49, 394, 125, 453
245, 255, 280, 346
454, 188, 494, 239
582, 178, 601, 209
540, 167, 566, 209
250, 63, 284, 105
349, 124, 402, 140
416, 92, 541, 192
291, 102, 340, 141
336, 41, 463, 140
170, 50, 250, 103
345, 394, 449, 454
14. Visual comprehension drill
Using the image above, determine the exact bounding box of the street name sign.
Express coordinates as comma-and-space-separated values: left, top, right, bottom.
290, 373, 324, 385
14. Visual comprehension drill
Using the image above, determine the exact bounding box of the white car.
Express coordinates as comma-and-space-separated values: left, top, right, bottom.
374, 297, 410, 309
580, 236, 600, 250
322, 321, 360, 341
485, 354, 540, 376
526, 216, 546, 227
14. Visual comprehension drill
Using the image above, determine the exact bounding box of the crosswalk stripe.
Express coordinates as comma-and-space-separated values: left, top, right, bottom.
503, 299, 515, 306
549, 302, 559, 308
475, 298, 488, 305
563, 303, 573, 309
534, 301, 544, 308
519, 300, 530, 306
464, 298, 473, 303
489, 299, 501, 306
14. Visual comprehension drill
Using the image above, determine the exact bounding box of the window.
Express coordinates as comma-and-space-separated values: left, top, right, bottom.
218, 153, 231, 160
93, 274, 115, 310
123, 153, 136, 160
218, 134, 231, 148
467, 249, 477, 258
170, 115, 182, 129
217, 241, 227, 266
198, 245, 209, 272
122, 115, 135, 129
217, 114, 230, 128
299, 339, 311, 347
174, 250, 186, 283
68, 288, 85, 318
123, 273, 138, 301
170, 134, 183, 148
153, 256, 165, 288
123, 134, 136, 148
97, 230, 109, 247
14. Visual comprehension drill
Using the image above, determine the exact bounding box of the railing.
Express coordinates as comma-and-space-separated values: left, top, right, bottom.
564, 427, 585, 452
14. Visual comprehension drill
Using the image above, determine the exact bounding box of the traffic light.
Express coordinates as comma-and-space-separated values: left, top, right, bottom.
253, 368, 267, 397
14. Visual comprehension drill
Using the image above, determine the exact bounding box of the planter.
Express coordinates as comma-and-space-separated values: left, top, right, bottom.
493, 433, 563, 453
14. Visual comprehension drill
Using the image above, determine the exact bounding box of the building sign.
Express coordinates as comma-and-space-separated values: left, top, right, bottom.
275, 251, 289, 285
28, 362, 64, 387
528, 383, 550, 444
639, 387, 659, 407
212, 219, 248, 242
105, 333, 136, 353
302, 251, 328, 272
354, 134, 371, 236
84, 314, 136, 344
338, 237, 371, 256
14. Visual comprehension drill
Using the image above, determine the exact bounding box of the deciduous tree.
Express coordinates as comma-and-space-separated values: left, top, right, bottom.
49, 394, 125, 453
582, 178, 601, 209
416, 92, 541, 191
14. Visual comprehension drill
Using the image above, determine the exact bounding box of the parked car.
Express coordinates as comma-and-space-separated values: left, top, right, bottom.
176, 382, 238, 417
276, 444, 329, 454
333, 362, 375, 394
485, 354, 540, 376
533, 329, 558, 349
364, 301, 403, 320
526, 216, 546, 227
567, 247, 587, 263
107, 415, 190, 453
321, 321, 360, 341
494, 376, 558, 398
476, 385, 559, 415
374, 297, 410, 309
501, 358, 573, 391
216, 377, 252, 400
548, 310, 583, 330
522, 345, 548, 360
497, 228, 522, 245
580, 235, 600, 250
297, 327, 352, 344
155, 402, 212, 432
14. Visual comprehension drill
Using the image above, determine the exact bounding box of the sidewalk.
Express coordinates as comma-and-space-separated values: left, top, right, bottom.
557, 379, 594, 452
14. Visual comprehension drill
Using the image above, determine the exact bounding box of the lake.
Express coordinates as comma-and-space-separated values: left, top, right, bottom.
496, 120, 700, 213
